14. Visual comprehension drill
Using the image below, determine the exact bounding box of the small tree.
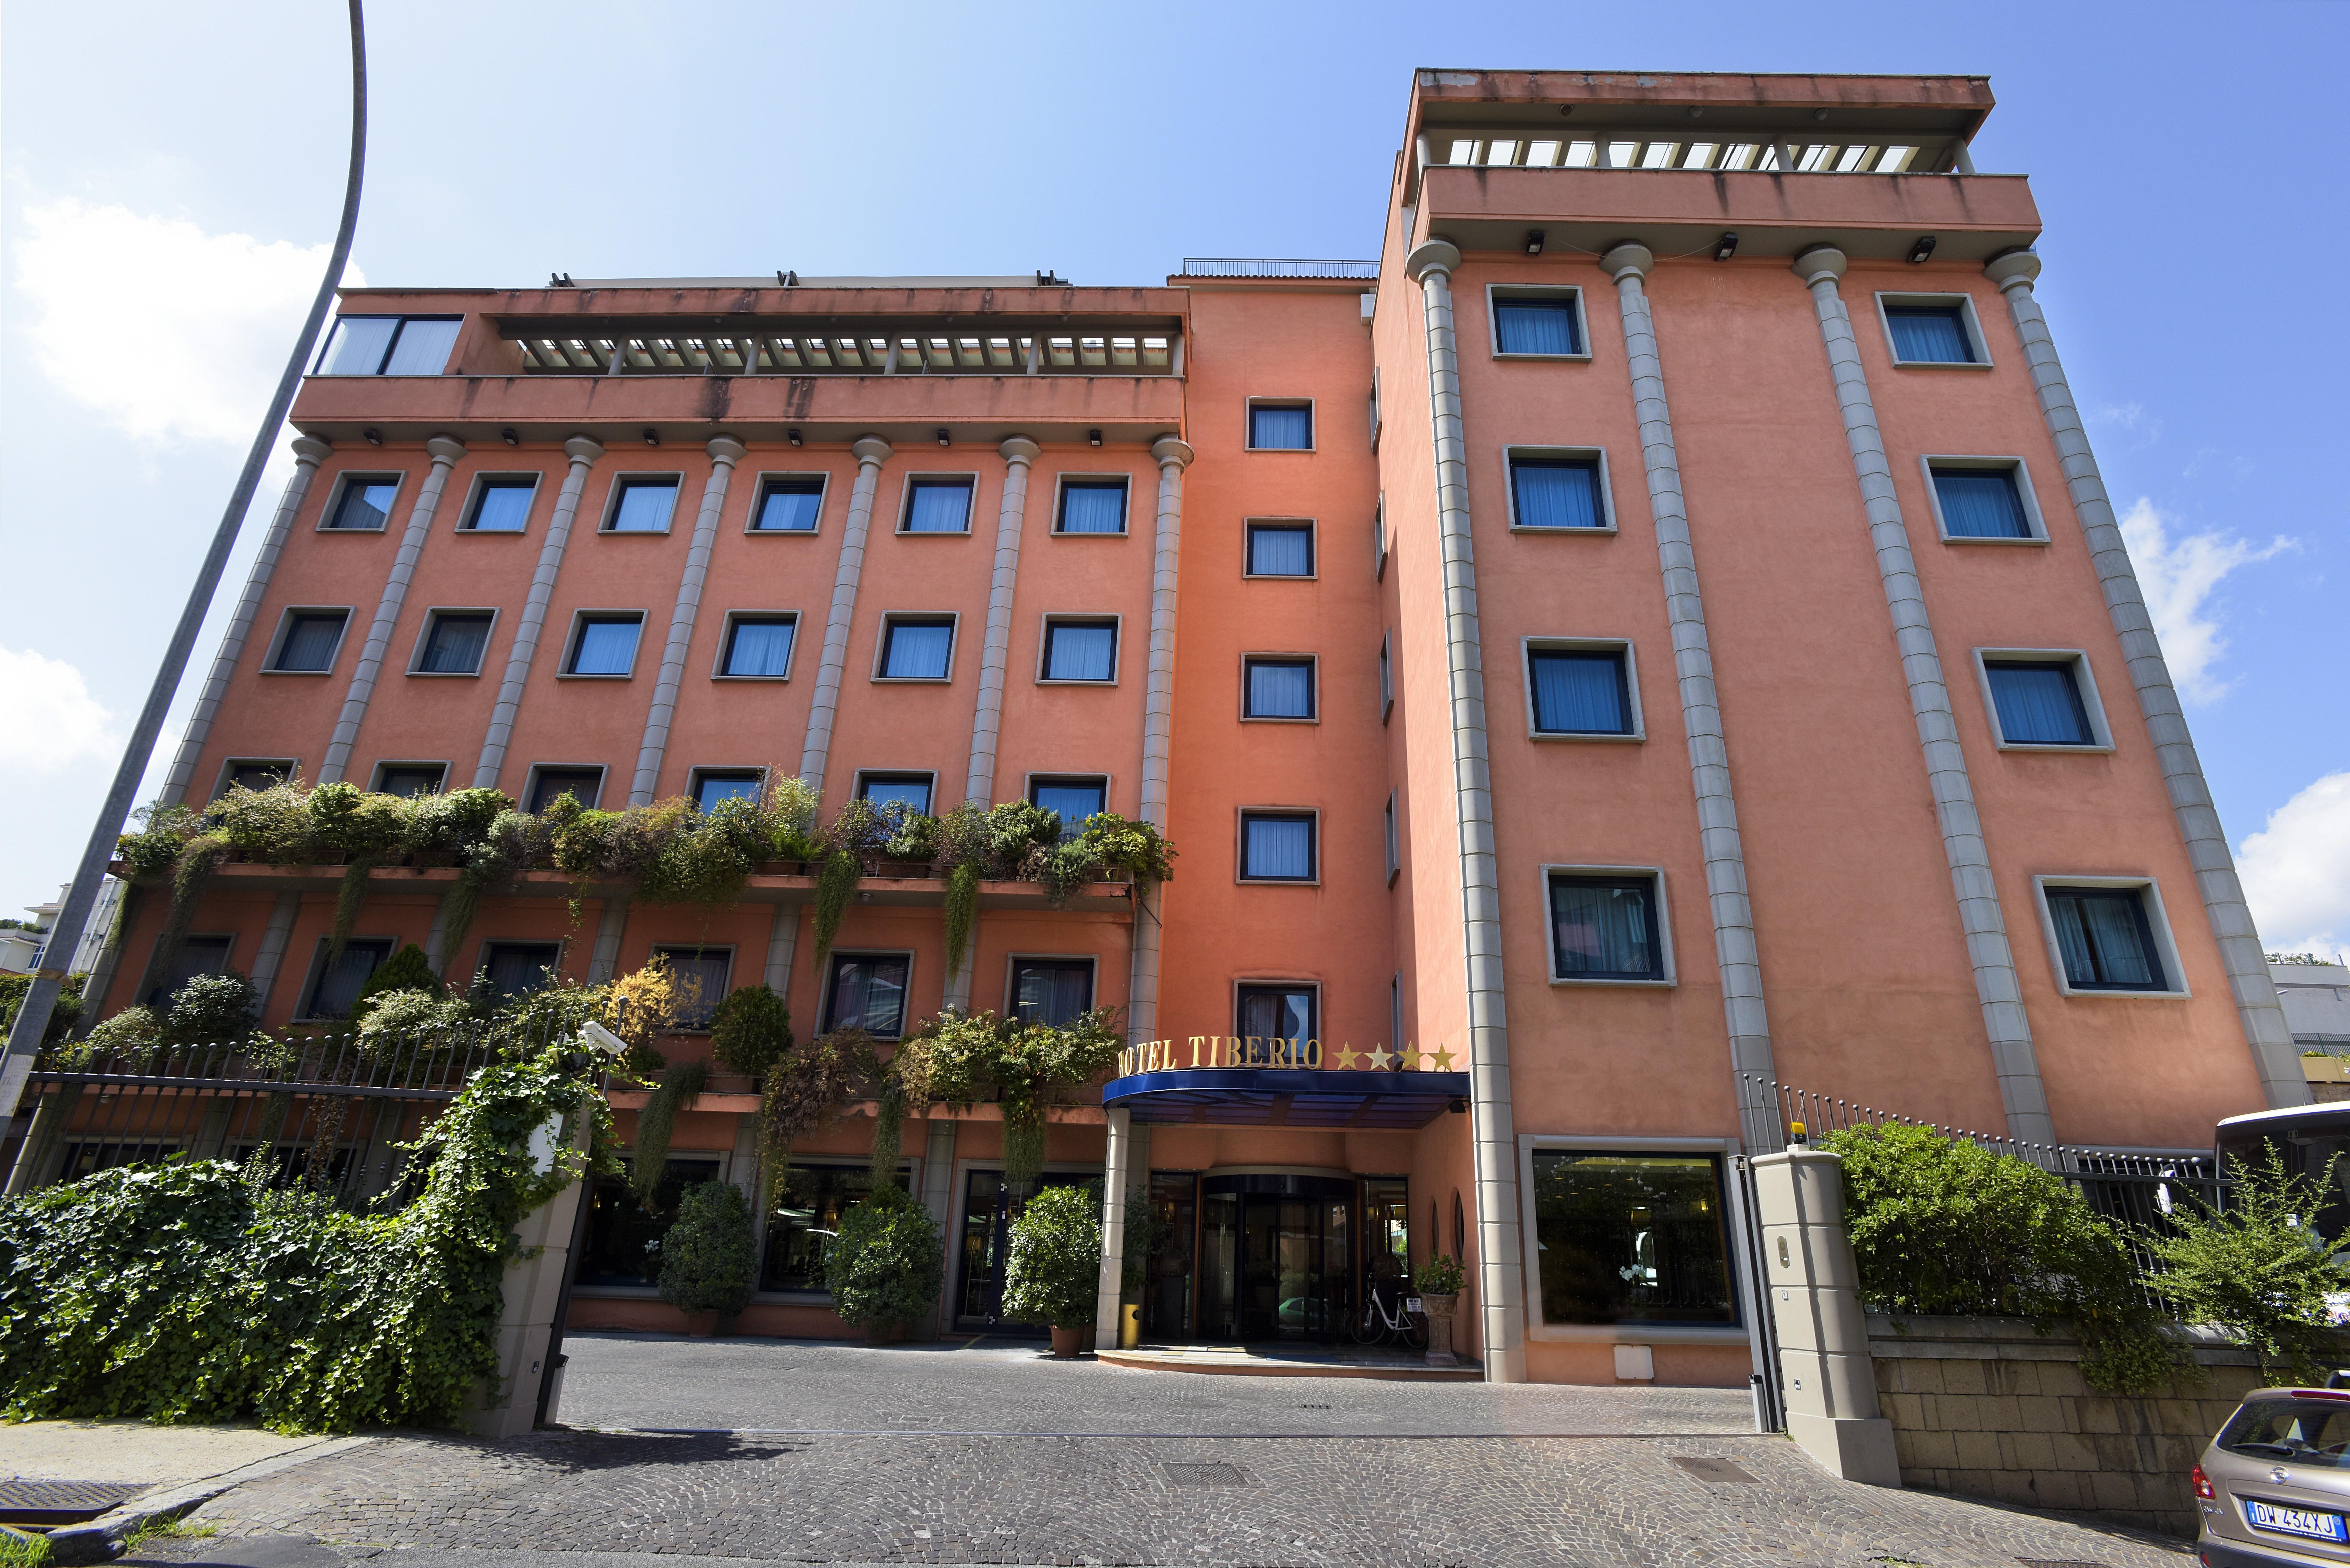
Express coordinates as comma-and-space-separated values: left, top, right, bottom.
657, 1180, 757, 1318
162, 971, 262, 1047
710, 984, 793, 1078
829, 1184, 944, 1332
1001, 1183, 1103, 1331
351, 943, 439, 1024
2149, 1144, 2350, 1381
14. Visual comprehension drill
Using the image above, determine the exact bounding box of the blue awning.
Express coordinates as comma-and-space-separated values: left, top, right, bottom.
1103, 1068, 1471, 1129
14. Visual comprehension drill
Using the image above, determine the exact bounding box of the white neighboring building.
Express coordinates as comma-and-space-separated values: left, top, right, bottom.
3, 880, 123, 978
2277, 960, 2350, 1053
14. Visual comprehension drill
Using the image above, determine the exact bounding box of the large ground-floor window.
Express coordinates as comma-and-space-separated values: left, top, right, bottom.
762, 1162, 910, 1292
1528, 1150, 1735, 1326
576, 1157, 724, 1287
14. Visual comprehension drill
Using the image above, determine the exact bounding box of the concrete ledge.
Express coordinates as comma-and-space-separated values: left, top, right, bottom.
41, 1436, 371, 1565
1097, 1348, 1482, 1381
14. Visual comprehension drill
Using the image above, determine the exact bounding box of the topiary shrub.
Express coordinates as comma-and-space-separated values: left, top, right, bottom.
710, 984, 792, 1079
162, 971, 261, 1048
351, 943, 439, 1025
827, 1183, 943, 1332
1000, 1182, 1103, 1331
656, 1180, 756, 1318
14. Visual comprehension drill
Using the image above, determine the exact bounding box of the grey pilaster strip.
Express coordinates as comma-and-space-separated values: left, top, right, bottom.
763, 904, 799, 996
1986, 250, 2306, 1108
1599, 245, 1779, 1154
588, 900, 629, 984
963, 437, 1040, 808
1405, 239, 1524, 1385
161, 438, 332, 804
474, 436, 604, 790
1122, 438, 1192, 1055
798, 437, 894, 794
1794, 245, 2052, 1144
248, 892, 303, 1014
631, 436, 746, 805
321, 435, 466, 784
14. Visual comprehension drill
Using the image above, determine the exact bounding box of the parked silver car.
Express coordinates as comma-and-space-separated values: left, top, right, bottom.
2198, 1388, 2350, 1565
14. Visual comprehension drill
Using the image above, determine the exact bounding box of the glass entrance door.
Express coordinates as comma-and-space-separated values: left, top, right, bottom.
953, 1169, 1096, 1334
1199, 1173, 1352, 1342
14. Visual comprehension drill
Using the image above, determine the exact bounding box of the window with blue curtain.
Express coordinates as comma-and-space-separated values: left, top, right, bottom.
567, 617, 641, 675
1986, 661, 2094, 745
1530, 649, 1632, 734
1043, 621, 1116, 681
1030, 779, 1106, 838
880, 619, 953, 678
1931, 467, 2031, 538
1885, 305, 1976, 363
1246, 524, 1314, 576
328, 478, 398, 530
417, 613, 491, 674
1057, 481, 1127, 534
1011, 960, 1094, 1027
381, 318, 460, 375
466, 479, 536, 532
476, 941, 560, 999
273, 612, 347, 672
1511, 458, 1604, 529
858, 774, 933, 812
904, 479, 973, 532
2046, 887, 2165, 990
1235, 985, 1316, 1046
1242, 814, 1315, 880
1493, 297, 1582, 355
306, 939, 391, 1018
1249, 405, 1312, 450
824, 953, 911, 1035
721, 617, 794, 677
1244, 659, 1314, 719
1549, 875, 1663, 981
658, 947, 731, 1030
754, 478, 824, 532
693, 772, 763, 810
608, 479, 679, 533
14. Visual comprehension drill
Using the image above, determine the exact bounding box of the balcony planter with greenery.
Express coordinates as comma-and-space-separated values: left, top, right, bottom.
1001, 1182, 1104, 1357
827, 1184, 945, 1345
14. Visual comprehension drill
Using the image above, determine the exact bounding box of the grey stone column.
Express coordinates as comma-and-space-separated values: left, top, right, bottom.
1600, 245, 1780, 1152
248, 892, 303, 1015
1092, 1105, 1133, 1351
321, 435, 467, 784
920, 1117, 960, 1338
1404, 238, 1525, 1385
475, 436, 604, 790
630, 436, 747, 805
963, 437, 1040, 808
1986, 250, 2306, 1108
763, 904, 800, 995
161, 437, 332, 804
1122, 438, 1192, 1057
588, 900, 629, 984
1793, 245, 2053, 1145
798, 437, 894, 795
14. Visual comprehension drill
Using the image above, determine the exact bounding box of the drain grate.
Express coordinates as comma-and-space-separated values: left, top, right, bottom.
1162, 1462, 1248, 1487
0, 1480, 147, 1526
2017, 1561, 2109, 1568
1669, 1456, 1758, 1485
1297, 1403, 1332, 1409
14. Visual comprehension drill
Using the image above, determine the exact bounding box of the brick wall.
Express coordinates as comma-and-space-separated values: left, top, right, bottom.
1866, 1313, 2267, 1538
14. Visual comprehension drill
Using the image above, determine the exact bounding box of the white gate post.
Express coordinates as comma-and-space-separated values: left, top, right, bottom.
470, 1111, 595, 1439
1750, 1147, 1900, 1486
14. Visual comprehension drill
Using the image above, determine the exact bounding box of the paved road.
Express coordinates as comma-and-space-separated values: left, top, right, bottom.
131, 1333, 2192, 1568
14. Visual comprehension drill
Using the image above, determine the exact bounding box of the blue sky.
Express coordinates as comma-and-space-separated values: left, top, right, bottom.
2, 0, 2343, 954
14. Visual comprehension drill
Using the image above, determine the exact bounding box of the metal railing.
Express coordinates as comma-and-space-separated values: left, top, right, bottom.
1176, 259, 1380, 280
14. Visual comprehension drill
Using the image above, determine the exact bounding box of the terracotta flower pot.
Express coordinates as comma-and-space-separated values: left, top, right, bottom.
684, 1310, 722, 1338
1048, 1324, 1087, 1359
1418, 1291, 1460, 1367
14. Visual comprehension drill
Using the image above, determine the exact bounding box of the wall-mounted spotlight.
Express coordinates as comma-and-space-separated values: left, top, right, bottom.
1087, 428, 1103, 447
787, 428, 803, 447
1811, 108, 1828, 122
1713, 232, 1739, 262
1558, 104, 1574, 117
935, 428, 951, 447
1687, 106, 1705, 120
362, 427, 383, 446
1906, 235, 1938, 264
642, 427, 661, 446
500, 427, 520, 447
1525, 229, 1546, 255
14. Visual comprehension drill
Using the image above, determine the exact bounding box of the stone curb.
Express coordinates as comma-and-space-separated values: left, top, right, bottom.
43, 1435, 373, 1565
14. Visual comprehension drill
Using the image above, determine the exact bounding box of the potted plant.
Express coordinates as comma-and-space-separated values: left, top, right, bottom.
1002, 1183, 1102, 1357
828, 1184, 945, 1345
658, 1181, 757, 1336
1414, 1253, 1466, 1367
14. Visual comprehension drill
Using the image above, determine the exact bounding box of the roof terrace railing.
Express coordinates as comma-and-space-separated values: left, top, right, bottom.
509, 329, 1178, 376
1177, 259, 1380, 280
1426, 132, 1939, 175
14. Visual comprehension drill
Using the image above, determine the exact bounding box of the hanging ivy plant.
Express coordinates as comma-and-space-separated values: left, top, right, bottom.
628, 1059, 708, 1201
941, 861, 981, 979
756, 1028, 879, 1215
810, 850, 860, 969
892, 1007, 1124, 1193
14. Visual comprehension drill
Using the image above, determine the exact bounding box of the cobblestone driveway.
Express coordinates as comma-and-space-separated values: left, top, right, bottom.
151, 1335, 2192, 1568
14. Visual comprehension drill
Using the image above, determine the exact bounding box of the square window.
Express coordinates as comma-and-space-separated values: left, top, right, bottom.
380, 318, 460, 375
304, 937, 392, 1019
761, 1162, 910, 1292
565, 614, 643, 676
1549, 874, 1664, 981
1884, 303, 1978, 364
656, 946, 731, 1030
1010, 959, 1094, 1026
463, 478, 536, 532
1245, 523, 1314, 577
1248, 404, 1313, 450
148, 934, 232, 1007
1029, 777, 1107, 837
579, 1157, 723, 1287
326, 478, 398, 530
1530, 1150, 1734, 1325
1056, 480, 1127, 535
1042, 620, 1117, 682
1241, 813, 1315, 881
903, 478, 974, 533
719, 615, 795, 678
1383, 792, 1399, 880
271, 611, 348, 672
1373, 496, 1389, 579
1931, 466, 2032, 539
374, 763, 447, 797
607, 478, 680, 533
879, 618, 954, 679
1985, 660, 2095, 746
527, 768, 603, 813
753, 477, 824, 532
475, 941, 561, 998
1235, 984, 1316, 1044
692, 770, 764, 810
1492, 295, 1584, 356
2045, 886, 2168, 991
1378, 632, 1393, 719
219, 760, 293, 796
858, 773, 933, 813
823, 953, 911, 1036
1243, 658, 1315, 720
1529, 648, 1634, 735
1510, 456, 1605, 530
316, 317, 398, 375
416, 611, 492, 674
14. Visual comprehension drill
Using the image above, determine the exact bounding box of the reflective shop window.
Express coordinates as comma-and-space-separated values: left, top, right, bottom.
1529, 1151, 1735, 1325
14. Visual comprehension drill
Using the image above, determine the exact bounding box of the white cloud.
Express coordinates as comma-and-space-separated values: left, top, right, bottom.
11, 198, 361, 448
0, 648, 118, 773
2117, 497, 2293, 705
2240, 772, 2350, 959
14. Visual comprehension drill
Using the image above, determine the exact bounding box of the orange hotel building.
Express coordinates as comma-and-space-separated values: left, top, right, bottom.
89, 70, 2306, 1385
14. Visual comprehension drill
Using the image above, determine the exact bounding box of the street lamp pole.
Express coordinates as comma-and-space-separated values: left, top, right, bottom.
0, 0, 369, 1119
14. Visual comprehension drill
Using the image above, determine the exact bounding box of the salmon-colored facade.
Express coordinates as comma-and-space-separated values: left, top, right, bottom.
77, 70, 2303, 1384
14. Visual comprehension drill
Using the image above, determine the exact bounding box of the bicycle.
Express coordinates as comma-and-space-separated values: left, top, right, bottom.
1346, 1277, 1429, 1349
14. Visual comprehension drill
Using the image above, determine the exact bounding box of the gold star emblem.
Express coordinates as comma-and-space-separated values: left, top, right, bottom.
1368, 1045, 1394, 1071
1428, 1046, 1457, 1072
1335, 1043, 1361, 1070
